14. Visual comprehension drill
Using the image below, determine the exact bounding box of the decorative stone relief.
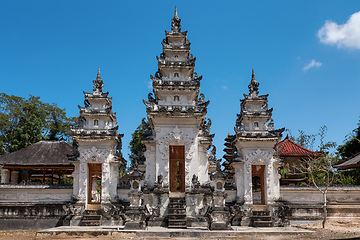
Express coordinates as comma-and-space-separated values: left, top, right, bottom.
245, 149, 273, 164
80, 146, 109, 163
34, 194, 62, 200
17, 193, 26, 201
158, 126, 194, 160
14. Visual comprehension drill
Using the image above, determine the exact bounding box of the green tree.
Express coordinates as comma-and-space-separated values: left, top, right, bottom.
0, 93, 75, 155
295, 154, 337, 228
128, 123, 146, 169
337, 118, 360, 159
287, 125, 336, 152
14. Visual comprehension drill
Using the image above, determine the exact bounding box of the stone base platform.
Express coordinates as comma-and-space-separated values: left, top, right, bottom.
36, 226, 312, 238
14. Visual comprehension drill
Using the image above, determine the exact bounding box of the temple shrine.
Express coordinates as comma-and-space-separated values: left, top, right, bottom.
0, 7, 359, 231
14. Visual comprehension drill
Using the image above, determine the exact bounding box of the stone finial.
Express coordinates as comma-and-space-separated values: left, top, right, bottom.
248, 68, 259, 95
93, 67, 104, 94
171, 6, 181, 32
174, 5, 178, 19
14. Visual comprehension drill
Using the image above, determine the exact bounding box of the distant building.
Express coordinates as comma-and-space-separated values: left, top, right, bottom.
277, 136, 320, 185
335, 152, 360, 170
0, 141, 74, 184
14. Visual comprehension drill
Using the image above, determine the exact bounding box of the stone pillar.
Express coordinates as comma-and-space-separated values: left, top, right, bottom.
1, 169, 10, 184
72, 163, 79, 199
124, 190, 146, 229
11, 171, 19, 184
273, 161, 281, 202
209, 192, 231, 230
109, 161, 119, 201
78, 162, 87, 203
232, 162, 244, 202
243, 162, 252, 205
101, 162, 111, 203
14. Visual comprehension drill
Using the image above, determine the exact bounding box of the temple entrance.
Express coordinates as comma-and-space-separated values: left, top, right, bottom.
88, 163, 102, 205
252, 165, 265, 205
169, 145, 185, 192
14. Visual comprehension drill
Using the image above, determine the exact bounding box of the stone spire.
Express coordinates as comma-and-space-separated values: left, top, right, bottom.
248, 68, 259, 96
171, 6, 181, 33
93, 67, 104, 94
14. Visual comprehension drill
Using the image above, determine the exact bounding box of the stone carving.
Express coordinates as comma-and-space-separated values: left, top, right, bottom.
140, 118, 153, 140
147, 93, 156, 104
34, 194, 62, 200
128, 191, 143, 207
146, 204, 160, 217
158, 126, 194, 160
197, 93, 210, 109
191, 174, 200, 189
153, 174, 164, 192
208, 145, 217, 164
245, 149, 273, 164
80, 146, 108, 163
63, 204, 85, 216
248, 69, 259, 94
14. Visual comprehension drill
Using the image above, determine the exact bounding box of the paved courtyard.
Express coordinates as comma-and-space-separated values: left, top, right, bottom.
0, 221, 359, 240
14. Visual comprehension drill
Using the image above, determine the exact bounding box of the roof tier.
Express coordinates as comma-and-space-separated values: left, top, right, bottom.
0, 141, 74, 166
277, 136, 319, 157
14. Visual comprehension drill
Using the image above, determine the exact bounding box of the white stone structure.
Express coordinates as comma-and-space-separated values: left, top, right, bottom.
70, 69, 124, 208
141, 8, 214, 194
229, 70, 284, 206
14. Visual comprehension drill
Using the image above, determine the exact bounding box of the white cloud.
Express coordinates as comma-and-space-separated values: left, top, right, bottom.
303, 59, 322, 71
318, 11, 360, 49
220, 85, 227, 90
147, 80, 152, 89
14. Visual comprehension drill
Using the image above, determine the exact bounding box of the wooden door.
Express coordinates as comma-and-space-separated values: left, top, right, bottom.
88, 163, 102, 204
169, 145, 185, 192
252, 165, 265, 205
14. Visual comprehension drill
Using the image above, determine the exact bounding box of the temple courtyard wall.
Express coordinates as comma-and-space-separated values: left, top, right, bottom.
0, 185, 359, 230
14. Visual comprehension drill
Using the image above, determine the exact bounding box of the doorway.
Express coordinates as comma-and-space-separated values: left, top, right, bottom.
88, 163, 102, 205
169, 145, 185, 192
252, 165, 265, 205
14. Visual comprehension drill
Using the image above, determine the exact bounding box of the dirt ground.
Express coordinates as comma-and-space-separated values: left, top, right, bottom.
0, 221, 359, 240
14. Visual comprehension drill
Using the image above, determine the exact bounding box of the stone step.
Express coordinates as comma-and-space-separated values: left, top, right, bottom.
168, 213, 186, 216
168, 208, 186, 214
168, 225, 187, 229
169, 204, 186, 209
82, 215, 101, 220
168, 216, 186, 222
84, 209, 102, 215
80, 220, 101, 226
252, 216, 272, 222
168, 197, 187, 229
253, 220, 273, 227
168, 221, 187, 228
253, 211, 271, 216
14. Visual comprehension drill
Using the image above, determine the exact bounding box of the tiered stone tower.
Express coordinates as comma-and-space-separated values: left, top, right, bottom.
70, 69, 124, 209
227, 69, 284, 207
139, 7, 216, 228
142, 7, 214, 191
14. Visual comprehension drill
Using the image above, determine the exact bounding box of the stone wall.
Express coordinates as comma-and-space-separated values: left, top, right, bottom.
280, 186, 360, 204
0, 185, 73, 203
280, 186, 360, 224
0, 185, 72, 230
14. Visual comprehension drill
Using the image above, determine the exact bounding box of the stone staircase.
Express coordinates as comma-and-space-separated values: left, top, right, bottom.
252, 209, 273, 227
168, 197, 187, 228
80, 210, 102, 226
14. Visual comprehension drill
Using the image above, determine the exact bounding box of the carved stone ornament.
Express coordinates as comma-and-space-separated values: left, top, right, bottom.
158, 126, 194, 160
80, 146, 109, 163
244, 149, 273, 165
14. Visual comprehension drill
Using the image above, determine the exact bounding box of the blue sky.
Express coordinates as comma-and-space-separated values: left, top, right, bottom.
1, 1, 360, 161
